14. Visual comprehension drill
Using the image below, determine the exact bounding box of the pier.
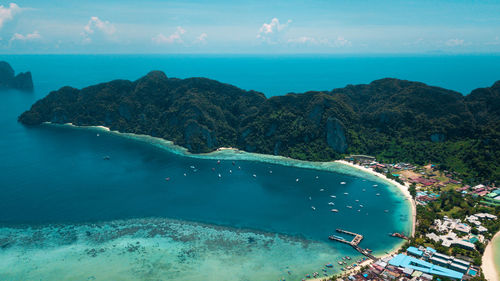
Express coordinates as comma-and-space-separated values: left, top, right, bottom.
329, 229, 377, 260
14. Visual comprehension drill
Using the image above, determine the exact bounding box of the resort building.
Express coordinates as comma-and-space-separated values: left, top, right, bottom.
388, 254, 464, 280
426, 232, 476, 250
406, 246, 471, 273
348, 155, 376, 164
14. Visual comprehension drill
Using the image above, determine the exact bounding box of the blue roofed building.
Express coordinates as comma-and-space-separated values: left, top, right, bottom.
389, 254, 464, 280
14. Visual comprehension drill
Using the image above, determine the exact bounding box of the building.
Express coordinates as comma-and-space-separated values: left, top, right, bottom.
389, 254, 463, 279
406, 246, 471, 273
426, 232, 476, 250
349, 155, 376, 164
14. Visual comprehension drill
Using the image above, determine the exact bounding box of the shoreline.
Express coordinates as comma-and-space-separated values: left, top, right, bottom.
43, 122, 416, 278
482, 231, 500, 281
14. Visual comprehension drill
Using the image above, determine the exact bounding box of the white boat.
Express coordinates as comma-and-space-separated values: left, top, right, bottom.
328, 202, 335, 205
359, 204, 364, 208
330, 195, 336, 198
296, 178, 299, 182
253, 174, 257, 178
311, 206, 316, 210
340, 182, 346, 185
229, 170, 232, 173
320, 188, 324, 192
269, 170, 273, 174
190, 165, 195, 169
346, 206, 352, 209
362, 189, 366, 192
315, 176, 319, 179
331, 209, 338, 212
96, 133, 100, 136
218, 173, 222, 178
373, 184, 378, 187
183, 173, 187, 176
344, 192, 349, 195
376, 193, 380, 196
308, 196, 312, 200
355, 199, 359, 202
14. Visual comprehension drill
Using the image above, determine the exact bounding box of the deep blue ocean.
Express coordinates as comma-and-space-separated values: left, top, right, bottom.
0, 55, 497, 280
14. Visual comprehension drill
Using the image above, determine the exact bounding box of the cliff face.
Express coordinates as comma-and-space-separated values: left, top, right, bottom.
0, 61, 34, 92
18, 71, 500, 181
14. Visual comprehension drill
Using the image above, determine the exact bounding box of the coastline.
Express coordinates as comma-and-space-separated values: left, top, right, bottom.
482, 231, 500, 281
42, 122, 416, 279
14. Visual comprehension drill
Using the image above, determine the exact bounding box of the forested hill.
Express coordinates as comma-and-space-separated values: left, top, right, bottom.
19, 71, 500, 182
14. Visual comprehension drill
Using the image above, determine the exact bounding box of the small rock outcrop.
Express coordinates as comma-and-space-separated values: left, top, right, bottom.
0, 61, 34, 92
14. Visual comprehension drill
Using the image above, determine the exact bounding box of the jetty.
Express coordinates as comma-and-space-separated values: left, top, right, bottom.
329, 229, 377, 260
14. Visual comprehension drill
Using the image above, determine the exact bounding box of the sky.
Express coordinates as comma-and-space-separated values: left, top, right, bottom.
1, 0, 500, 54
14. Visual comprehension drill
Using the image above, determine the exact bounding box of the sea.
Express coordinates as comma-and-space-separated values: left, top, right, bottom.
0, 54, 498, 281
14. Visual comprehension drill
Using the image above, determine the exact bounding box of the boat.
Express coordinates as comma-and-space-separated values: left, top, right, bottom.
311, 206, 316, 210
384, 209, 389, 213
340, 181, 346, 184
325, 263, 333, 268
229, 170, 232, 173
165, 177, 170, 181
103, 156, 110, 160
190, 165, 195, 169
253, 174, 257, 178
376, 193, 380, 196
217, 160, 221, 164
183, 173, 187, 176
296, 178, 299, 182
331, 209, 338, 212
341, 268, 345, 271
269, 170, 272, 174
330, 195, 336, 198
355, 199, 359, 202
346, 205, 352, 208
315, 176, 319, 179
359, 204, 363, 208
343, 192, 349, 195
96, 133, 99, 136
362, 189, 366, 192
346, 256, 351, 260
342, 257, 346, 260
232, 161, 235, 166
308, 196, 312, 200
338, 261, 343, 265
328, 202, 334, 205
320, 188, 324, 192
218, 173, 222, 178
373, 184, 378, 187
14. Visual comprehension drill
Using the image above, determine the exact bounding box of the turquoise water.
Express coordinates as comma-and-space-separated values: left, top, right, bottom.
3, 54, 488, 280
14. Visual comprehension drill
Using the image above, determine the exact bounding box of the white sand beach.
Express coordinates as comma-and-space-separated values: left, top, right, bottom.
482, 231, 500, 281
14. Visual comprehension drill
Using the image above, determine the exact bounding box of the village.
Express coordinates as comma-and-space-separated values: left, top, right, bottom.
319, 155, 500, 281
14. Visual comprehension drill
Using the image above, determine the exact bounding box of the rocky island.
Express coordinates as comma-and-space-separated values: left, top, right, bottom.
0, 61, 34, 92
18, 71, 500, 182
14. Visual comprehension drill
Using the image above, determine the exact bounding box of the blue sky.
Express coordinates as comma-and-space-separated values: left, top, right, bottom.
1, 0, 500, 54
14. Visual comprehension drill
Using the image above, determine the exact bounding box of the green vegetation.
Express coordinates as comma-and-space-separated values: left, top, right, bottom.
18, 72, 500, 183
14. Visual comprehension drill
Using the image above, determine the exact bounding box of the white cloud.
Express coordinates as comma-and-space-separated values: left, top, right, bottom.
152, 26, 186, 44
288, 35, 351, 48
197, 32, 207, 44
446, 38, 464, 47
257, 18, 291, 43
10, 30, 41, 43
0, 3, 21, 29
334, 36, 351, 47
82, 16, 116, 43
